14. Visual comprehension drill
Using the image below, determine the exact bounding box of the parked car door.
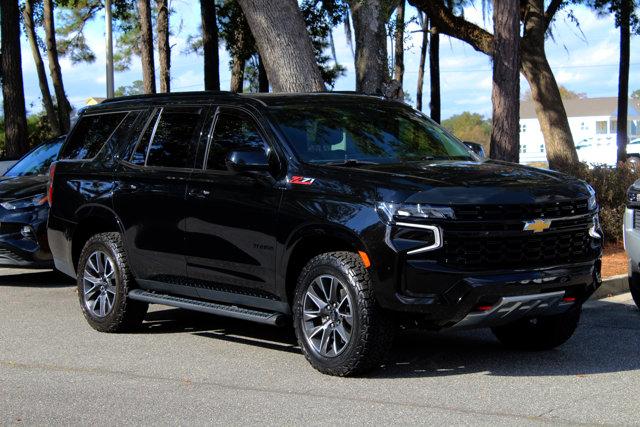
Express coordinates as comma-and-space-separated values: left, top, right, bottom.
185, 106, 284, 311
114, 106, 208, 297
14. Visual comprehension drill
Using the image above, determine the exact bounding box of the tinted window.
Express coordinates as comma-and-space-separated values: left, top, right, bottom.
61, 112, 128, 160
207, 110, 268, 171
146, 108, 203, 168
270, 104, 473, 164
4, 137, 64, 177
130, 110, 160, 166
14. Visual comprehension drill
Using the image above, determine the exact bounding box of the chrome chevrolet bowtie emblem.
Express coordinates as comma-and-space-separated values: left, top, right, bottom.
523, 218, 552, 233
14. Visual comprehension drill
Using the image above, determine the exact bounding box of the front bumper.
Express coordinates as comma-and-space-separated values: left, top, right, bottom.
0, 205, 52, 268
624, 208, 640, 274
391, 260, 601, 328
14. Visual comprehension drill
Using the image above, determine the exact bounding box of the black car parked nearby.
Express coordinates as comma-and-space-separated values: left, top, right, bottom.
0, 136, 64, 268
47, 92, 603, 376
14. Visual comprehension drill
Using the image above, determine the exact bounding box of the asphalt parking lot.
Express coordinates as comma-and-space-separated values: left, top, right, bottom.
1, 268, 639, 425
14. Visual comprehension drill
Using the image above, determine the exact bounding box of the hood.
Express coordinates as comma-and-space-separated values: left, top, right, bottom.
319, 160, 590, 205
0, 175, 49, 201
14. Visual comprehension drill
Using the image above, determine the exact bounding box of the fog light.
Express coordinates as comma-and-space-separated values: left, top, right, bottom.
20, 226, 34, 238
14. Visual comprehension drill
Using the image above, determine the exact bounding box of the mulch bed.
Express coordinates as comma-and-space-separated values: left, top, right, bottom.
602, 243, 628, 278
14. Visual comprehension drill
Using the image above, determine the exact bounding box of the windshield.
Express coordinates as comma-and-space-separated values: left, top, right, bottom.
4, 137, 64, 177
270, 103, 475, 164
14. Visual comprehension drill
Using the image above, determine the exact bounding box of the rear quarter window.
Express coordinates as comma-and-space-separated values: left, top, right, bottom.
60, 112, 128, 160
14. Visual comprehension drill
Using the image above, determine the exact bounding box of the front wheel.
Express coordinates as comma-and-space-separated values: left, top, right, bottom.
293, 252, 395, 376
491, 304, 581, 351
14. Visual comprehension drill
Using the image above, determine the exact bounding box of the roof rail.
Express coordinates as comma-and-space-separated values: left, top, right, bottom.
100, 90, 239, 104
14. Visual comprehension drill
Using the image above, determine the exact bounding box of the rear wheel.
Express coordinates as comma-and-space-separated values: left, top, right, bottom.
491, 304, 581, 351
293, 251, 395, 376
77, 232, 148, 332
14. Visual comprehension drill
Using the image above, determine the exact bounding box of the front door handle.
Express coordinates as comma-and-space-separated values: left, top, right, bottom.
188, 188, 211, 199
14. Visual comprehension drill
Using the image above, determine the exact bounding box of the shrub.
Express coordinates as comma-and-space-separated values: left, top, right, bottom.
562, 163, 640, 244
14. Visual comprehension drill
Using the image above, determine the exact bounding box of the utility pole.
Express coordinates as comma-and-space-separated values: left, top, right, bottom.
105, 0, 115, 98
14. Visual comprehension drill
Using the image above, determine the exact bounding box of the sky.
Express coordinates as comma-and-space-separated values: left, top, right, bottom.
14, 2, 640, 121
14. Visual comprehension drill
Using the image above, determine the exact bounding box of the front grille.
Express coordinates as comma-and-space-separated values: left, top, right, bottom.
453, 200, 589, 221
443, 228, 596, 271
431, 200, 600, 271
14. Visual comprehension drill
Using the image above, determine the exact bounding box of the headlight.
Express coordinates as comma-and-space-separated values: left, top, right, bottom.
585, 183, 597, 211
377, 202, 448, 254
0, 193, 48, 210
628, 179, 640, 208
377, 202, 455, 223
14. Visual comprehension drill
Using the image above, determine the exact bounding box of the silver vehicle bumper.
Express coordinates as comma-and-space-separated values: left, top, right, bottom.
452, 290, 573, 329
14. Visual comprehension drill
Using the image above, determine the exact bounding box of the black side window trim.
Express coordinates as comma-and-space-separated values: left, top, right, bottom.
202, 105, 275, 174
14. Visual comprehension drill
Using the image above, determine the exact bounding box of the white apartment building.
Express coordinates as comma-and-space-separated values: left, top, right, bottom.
519, 97, 640, 166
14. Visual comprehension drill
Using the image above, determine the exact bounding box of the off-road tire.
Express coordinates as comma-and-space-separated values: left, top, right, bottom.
77, 232, 148, 332
293, 251, 395, 376
491, 304, 581, 351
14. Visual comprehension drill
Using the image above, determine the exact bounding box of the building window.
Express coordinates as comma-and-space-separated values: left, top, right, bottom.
596, 121, 608, 135
520, 123, 527, 133
610, 119, 617, 134
540, 144, 545, 153
521, 144, 527, 154
580, 122, 587, 131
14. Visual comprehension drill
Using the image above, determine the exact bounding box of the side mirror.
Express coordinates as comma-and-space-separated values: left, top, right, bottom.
225, 149, 270, 172
464, 141, 486, 159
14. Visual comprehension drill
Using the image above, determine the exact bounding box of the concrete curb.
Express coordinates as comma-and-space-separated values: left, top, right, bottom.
591, 274, 629, 300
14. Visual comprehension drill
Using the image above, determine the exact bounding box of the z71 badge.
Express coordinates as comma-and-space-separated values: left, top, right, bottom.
289, 176, 315, 185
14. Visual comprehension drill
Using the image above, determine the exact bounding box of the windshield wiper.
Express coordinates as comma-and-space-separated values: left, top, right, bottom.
324, 159, 379, 167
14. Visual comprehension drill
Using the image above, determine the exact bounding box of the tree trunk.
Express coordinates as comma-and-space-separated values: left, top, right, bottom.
137, 0, 156, 94
429, 20, 441, 123
230, 55, 246, 93
348, 0, 389, 95
616, 0, 631, 164
43, 0, 71, 133
409, 0, 579, 170
258, 54, 269, 92
201, 0, 220, 91
416, 12, 428, 111
393, 0, 405, 86
157, 0, 171, 93
23, 0, 60, 135
490, 0, 520, 163
236, 0, 325, 92
520, 0, 578, 170
1, 0, 29, 157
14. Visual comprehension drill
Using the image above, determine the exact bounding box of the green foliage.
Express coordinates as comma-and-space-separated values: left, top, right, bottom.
0, 113, 56, 159
442, 112, 491, 149
56, 0, 137, 65
563, 163, 640, 243
300, 0, 348, 88
632, 89, 640, 99
217, 0, 255, 64
114, 80, 144, 96
589, 0, 640, 34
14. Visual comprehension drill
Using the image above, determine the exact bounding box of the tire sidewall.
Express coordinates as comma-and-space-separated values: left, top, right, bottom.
77, 236, 126, 329
293, 257, 365, 371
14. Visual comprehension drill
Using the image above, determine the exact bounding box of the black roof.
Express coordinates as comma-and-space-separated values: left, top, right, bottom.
89, 91, 399, 112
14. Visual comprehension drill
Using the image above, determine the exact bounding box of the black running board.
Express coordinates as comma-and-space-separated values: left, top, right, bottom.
128, 289, 287, 326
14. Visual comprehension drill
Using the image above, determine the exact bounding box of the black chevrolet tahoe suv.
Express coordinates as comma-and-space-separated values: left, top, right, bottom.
48, 92, 603, 376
